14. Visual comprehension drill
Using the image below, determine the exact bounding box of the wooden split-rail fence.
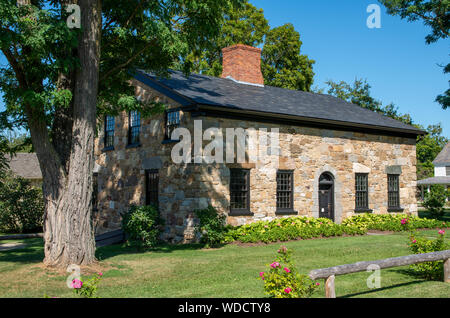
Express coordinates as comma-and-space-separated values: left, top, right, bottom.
308, 250, 450, 298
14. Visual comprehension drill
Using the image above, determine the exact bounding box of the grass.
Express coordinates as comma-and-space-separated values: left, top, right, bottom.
0, 230, 449, 298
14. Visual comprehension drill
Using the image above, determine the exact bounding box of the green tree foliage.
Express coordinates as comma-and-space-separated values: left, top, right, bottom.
325, 78, 448, 179
262, 24, 315, 91
422, 185, 449, 218
0, 0, 239, 266
378, 0, 449, 109
0, 172, 44, 233
185, 1, 315, 91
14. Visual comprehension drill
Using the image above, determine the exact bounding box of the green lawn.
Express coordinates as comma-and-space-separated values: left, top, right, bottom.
0, 230, 449, 298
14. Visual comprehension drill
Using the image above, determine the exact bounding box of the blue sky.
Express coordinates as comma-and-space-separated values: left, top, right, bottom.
1, 1, 449, 137
252, 0, 449, 137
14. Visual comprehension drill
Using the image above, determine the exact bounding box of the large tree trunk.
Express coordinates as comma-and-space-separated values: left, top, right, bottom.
38, 0, 101, 267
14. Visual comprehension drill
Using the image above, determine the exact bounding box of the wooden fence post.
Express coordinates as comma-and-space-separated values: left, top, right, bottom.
445, 258, 450, 283
325, 275, 336, 298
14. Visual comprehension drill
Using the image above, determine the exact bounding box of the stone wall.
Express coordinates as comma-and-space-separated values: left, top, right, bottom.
94, 79, 418, 243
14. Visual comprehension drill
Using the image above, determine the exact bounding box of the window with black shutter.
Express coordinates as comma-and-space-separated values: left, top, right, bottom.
145, 170, 159, 207
92, 173, 98, 212
388, 174, 401, 210
128, 110, 141, 145
230, 169, 251, 215
165, 110, 180, 140
276, 170, 295, 214
355, 173, 370, 211
446, 166, 450, 176
104, 115, 115, 149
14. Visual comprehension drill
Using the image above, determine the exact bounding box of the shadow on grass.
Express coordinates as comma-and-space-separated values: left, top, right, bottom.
340, 280, 428, 298
0, 238, 44, 264
96, 242, 226, 261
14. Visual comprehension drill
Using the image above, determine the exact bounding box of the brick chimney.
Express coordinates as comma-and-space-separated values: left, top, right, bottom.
221, 44, 264, 87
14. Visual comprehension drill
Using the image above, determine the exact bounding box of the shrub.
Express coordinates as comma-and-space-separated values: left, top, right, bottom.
225, 216, 366, 243
259, 246, 318, 298
342, 213, 449, 232
121, 205, 164, 249
408, 230, 449, 281
0, 173, 44, 233
422, 185, 448, 218
194, 206, 227, 247
71, 272, 103, 298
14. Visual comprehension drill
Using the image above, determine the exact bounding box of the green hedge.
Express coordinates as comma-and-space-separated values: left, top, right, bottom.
224, 213, 450, 244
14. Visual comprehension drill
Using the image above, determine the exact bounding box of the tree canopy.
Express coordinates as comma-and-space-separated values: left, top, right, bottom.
378, 0, 449, 109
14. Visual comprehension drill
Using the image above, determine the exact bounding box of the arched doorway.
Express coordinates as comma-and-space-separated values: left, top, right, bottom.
319, 172, 334, 221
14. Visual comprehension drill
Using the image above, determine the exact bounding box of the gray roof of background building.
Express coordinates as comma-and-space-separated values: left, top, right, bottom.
8, 153, 42, 179
433, 142, 450, 166
417, 176, 450, 186
135, 70, 424, 136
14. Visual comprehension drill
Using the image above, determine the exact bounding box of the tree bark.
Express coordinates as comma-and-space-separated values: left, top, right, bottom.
40, 0, 101, 267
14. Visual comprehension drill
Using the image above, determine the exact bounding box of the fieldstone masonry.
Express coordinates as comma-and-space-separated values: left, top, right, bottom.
94, 79, 418, 243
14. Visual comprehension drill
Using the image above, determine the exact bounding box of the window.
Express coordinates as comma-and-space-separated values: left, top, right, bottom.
104, 115, 115, 149
128, 110, 141, 145
230, 169, 250, 214
165, 110, 180, 140
355, 173, 369, 211
276, 170, 294, 213
446, 166, 450, 176
388, 174, 400, 209
145, 170, 159, 207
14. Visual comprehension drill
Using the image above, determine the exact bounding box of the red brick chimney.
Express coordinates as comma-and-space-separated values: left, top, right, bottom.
221, 44, 264, 87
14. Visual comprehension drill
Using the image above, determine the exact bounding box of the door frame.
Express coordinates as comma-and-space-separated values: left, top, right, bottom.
318, 172, 335, 222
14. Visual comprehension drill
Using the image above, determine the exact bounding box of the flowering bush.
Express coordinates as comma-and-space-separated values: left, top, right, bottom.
72, 272, 103, 298
408, 230, 449, 281
225, 216, 366, 243
259, 246, 318, 298
343, 213, 449, 232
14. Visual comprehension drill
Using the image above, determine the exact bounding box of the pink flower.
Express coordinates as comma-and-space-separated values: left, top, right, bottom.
71, 279, 83, 289
270, 262, 280, 269
291, 222, 295, 225
264, 225, 269, 229
284, 287, 292, 294
438, 230, 445, 235
284, 267, 291, 273
401, 219, 408, 225
277, 223, 282, 227
412, 240, 417, 244
98, 272, 103, 277
259, 272, 265, 280
316, 282, 320, 286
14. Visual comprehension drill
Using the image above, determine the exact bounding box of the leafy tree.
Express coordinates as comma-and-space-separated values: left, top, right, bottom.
185, 1, 315, 91
378, 0, 449, 109
325, 78, 413, 124
416, 124, 449, 179
262, 24, 315, 91
325, 78, 448, 179
0, 0, 238, 267
186, 0, 269, 77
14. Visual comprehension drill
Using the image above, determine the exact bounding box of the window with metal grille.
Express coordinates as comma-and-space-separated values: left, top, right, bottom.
388, 174, 400, 208
128, 111, 141, 145
165, 110, 180, 140
230, 169, 250, 214
104, 115, 115, 148
145, 170, 159, 207
277, 171, 294, 212
355, 173, 369, 210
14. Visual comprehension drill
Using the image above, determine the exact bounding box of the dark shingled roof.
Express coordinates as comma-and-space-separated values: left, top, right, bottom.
135, 70, 424, 136
8, 153, 42, 179
433, 142, 450, 166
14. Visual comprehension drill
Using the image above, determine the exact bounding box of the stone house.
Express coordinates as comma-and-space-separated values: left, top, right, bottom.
94, 44, 424, 242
